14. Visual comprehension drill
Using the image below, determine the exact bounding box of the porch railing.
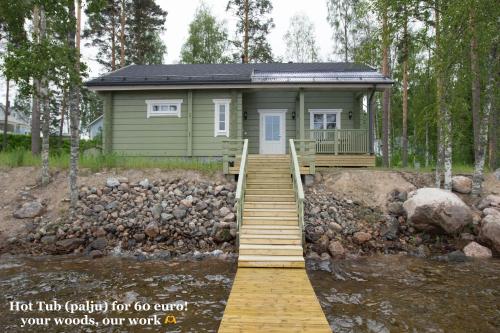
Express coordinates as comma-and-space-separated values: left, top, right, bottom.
289, 139, 305, 247
307, 129, 369, 154
294, 139, 316, 174
222, 139, 245, 174
234, 139, 248, 247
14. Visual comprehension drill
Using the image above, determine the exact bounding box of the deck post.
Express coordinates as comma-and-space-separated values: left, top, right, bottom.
102, 92, 112, 154
299, 89, 305, 140
368, 89, 376, 155
236, 91, 243, 139
187, 90, 193, 156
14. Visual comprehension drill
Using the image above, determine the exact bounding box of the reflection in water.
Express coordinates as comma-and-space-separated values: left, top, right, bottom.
308, 255, 500, 333
1, 255, 499, 332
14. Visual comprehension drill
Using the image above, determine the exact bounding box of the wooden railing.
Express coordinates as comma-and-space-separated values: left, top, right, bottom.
222, 139, 245, 174
307, 129, 369, 154
289, 139, 305, 246
294, 139, 316, 174
234, 139, 248, 247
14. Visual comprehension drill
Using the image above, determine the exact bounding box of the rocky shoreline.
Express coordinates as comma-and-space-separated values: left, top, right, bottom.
1, 170, 499, 261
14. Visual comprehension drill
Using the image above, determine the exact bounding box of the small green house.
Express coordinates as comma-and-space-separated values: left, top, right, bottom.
86, 63, 392, 171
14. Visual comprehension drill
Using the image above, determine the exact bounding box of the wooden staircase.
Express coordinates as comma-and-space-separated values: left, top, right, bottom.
238, 155, 305, 268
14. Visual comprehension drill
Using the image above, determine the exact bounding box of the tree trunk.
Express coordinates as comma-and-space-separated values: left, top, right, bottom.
110, 4, 116, 71
434, 1, 443, 188
381, 3, 390, 167
402, 10, 409, 167
470, 9, 481, 162
120, 0, 126, 67
343, 3, 348, 62
59, 88, 67, 147
243, 0, 249, 63
31, 5, 41, 155
2, 78, 9, 151
425, 122, 429, 167
489, 100, 498, 170
39, 6, 50, 186
69, 0, 82, 209
472, 42, 497, 196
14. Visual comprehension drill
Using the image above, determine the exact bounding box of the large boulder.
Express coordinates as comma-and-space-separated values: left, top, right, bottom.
479, 214, 500, 252
403, 188, 472, 234
463, 241, 492, 258
13, 201, 46, 219
452, 176, 472, 194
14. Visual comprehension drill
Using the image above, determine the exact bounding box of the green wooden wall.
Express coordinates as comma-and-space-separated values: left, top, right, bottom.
103, 89, 362, 157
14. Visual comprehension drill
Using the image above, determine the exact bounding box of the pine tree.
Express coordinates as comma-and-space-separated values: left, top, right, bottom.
226, 0, 274, 63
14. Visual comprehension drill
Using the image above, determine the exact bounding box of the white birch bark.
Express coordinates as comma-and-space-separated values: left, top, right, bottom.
39, 7, 50, 186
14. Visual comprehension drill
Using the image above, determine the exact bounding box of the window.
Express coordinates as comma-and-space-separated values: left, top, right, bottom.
309, 109, 342, 130
213, 99, 231, 137
146, 99, 183, 118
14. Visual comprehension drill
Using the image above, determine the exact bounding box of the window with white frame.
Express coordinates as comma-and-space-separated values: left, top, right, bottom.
309, 109, 342, 130
213, 99, 231, 137
145, 99, 183, 118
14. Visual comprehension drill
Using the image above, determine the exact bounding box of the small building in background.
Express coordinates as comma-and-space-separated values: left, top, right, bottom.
87, 115, 103, 139
0, 103, 31, 135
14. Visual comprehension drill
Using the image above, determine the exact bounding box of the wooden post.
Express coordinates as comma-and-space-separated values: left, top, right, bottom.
103, 92, 113, 154
187, 90, 193, 156
236, 91, 243, 139
368, 89, 376, 155
299, 89, 305, 140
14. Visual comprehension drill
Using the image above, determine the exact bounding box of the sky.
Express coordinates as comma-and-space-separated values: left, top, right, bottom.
1, 0, 335, 101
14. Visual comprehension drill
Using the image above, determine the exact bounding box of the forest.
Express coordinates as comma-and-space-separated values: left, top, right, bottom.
0, 0, 498, 207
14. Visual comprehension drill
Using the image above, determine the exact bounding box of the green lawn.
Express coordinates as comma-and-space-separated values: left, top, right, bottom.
0, 150, 222, 173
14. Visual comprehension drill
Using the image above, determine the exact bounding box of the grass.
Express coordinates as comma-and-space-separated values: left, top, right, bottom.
0, 149, 222, 173
373, 164, 478, 174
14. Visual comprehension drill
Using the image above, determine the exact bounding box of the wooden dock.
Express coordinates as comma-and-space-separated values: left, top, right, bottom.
218, 151, 331, 332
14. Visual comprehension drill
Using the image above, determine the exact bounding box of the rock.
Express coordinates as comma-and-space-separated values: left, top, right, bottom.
180, 197, 193, 208
56, 238, 84, 253
195, 201, 208, 211
353, 231, 372, 244
483, 207, 500, 217
13, 201, 45, 219
173, 208, 187, 220
139, 179, 150, 189
478, 195, 500, 209
89, 250, 103, 259
93, 205, 105, 213
145, 222, 159, 238
106, 177, 120, 188
479, 214, 500, 252
150, 204, 162, 219
40, 235, 56, 245
160, 213, 173, 222
495, 168, 500, 181
89, 237, 107, 251
222, 212, 235, 222
387, 202, 405, 216
95, 227, 107, 238
219, 207, 231, 217
117, 177, 129, 183
134, 233, 146, 242
328, 240, 345, 258
381, 217, 399, 240
452, 176, 472, 194
214, 185, 224, 195
214, 228, 233, 243
463, 241, 492, 258
312, 235, 329, 254
403, 188, 472, 234
328, 222, 342, 232
447, 250, 466, 262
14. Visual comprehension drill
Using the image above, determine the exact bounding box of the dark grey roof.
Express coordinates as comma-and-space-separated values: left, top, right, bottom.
86, 63, 392, 87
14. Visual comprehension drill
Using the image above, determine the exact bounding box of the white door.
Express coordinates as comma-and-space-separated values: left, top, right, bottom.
259, 110, 287, 154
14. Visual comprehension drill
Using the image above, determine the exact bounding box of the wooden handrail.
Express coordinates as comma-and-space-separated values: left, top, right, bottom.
289, 139, 305, 246
235, 139, 248, 246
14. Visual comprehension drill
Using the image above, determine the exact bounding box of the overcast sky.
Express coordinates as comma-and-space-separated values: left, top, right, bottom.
1, 0, 335, 100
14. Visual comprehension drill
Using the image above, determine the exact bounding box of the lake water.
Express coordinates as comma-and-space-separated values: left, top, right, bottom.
0, 254, 499, 332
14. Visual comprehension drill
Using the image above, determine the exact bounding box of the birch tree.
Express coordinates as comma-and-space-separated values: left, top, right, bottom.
39, 5, 50, 186
284, 14, 320, 63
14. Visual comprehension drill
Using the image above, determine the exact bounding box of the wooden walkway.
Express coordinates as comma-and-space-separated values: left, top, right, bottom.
218, 154, 331, 332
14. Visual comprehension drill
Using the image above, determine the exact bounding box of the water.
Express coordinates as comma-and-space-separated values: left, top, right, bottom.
1, 255, 499, 332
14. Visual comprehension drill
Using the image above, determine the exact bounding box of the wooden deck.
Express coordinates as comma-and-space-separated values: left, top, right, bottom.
229, 154, 375, 174
218, 268, 331, 333
219, 153, 331, 332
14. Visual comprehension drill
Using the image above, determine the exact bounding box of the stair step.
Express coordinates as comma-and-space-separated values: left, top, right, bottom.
243, 209, 297, 218
244, 216, 298, 225
239, 244, 303, 256
242, 225, 299, 230
246, 183, 293, 189
245, 194, 295, 202
247, 173, 290, 178
239, 238, 302, 245
240, 228, 300, 235
247, 179, 292, 184
245, 189, 294, 195
238, 255, 305, 268
244, 202, 296, 209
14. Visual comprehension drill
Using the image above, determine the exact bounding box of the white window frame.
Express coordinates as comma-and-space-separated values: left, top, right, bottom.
145, 99, 183, 118
213, 99, 231, 137
309, 109, 343, 130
